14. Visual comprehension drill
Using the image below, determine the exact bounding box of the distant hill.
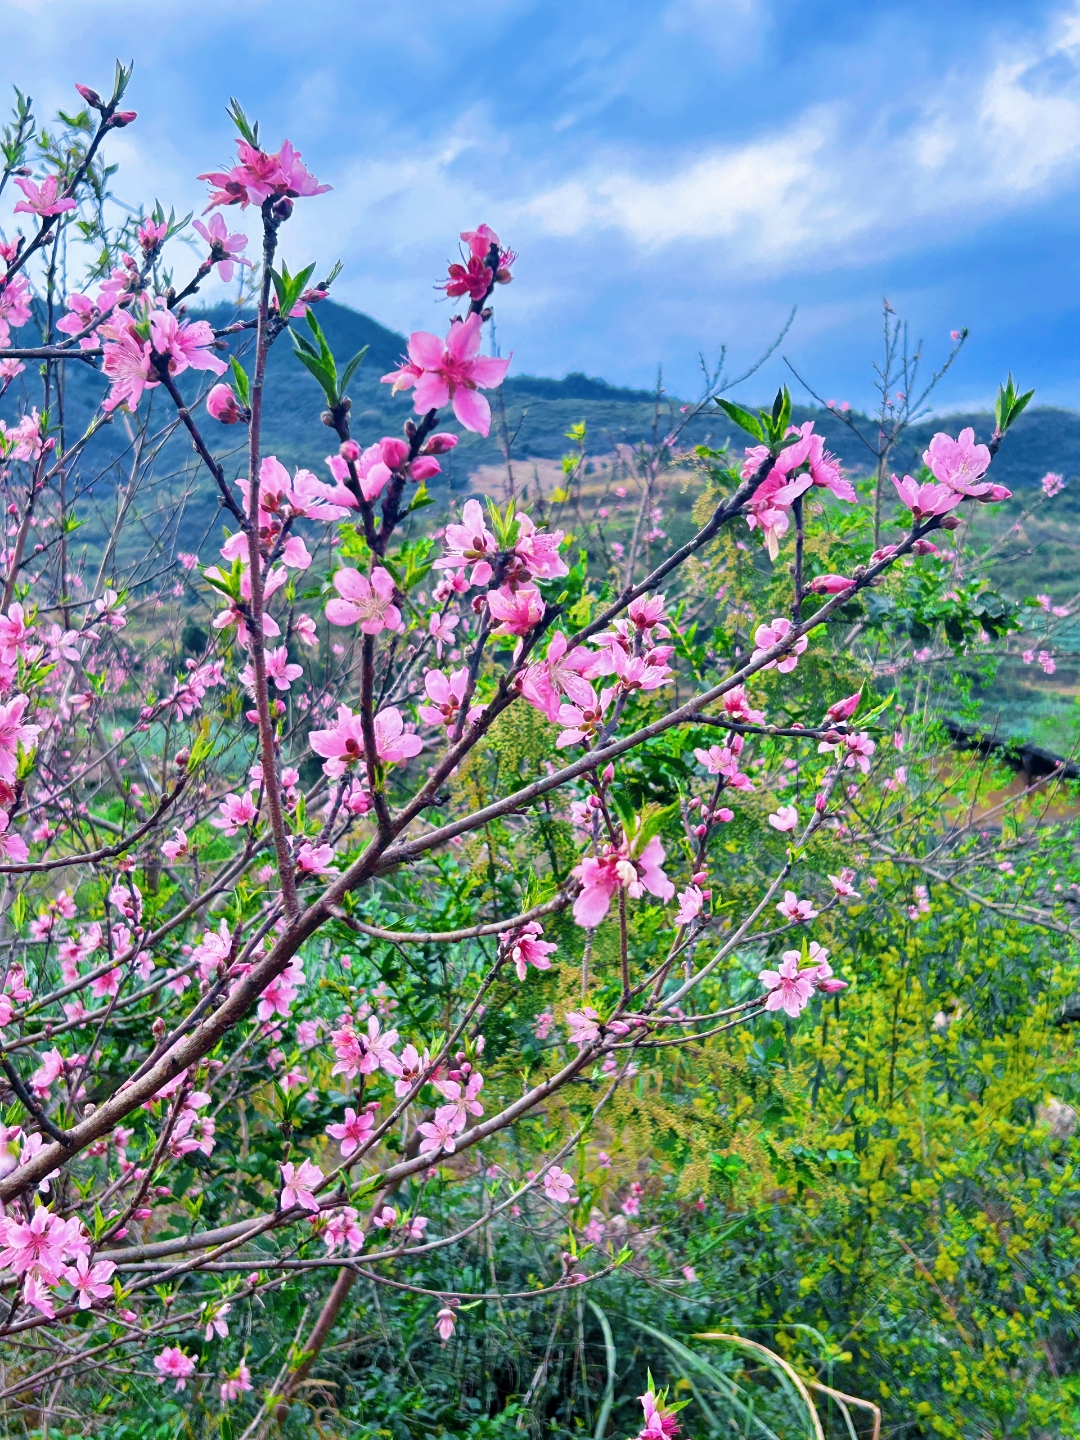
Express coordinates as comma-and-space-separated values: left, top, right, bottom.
5, 298, 1079, 488
3, 297, 1080, 568
4, 297, 1080, 749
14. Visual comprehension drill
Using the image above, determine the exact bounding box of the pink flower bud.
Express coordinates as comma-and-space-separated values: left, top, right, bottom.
206, 384, 244, 425
410, 456, 441, 482
109, 111, 138, 128
339, 440, 361, 462
602, 763, 614, 783
716, 807, 734, 822
691, 871, 708, 884
814, 793, 827, 812
379, 437, 410, 469
424, 433, 459, 455
809, 574, 855, 595
940, 515, 962, 530
825, 691, 861, 723
817, 976, 848, 993
693, 823, 707, 837
75, 84, 104, 108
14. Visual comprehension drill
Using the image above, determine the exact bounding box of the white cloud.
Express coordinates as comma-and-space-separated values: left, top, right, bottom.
519, 3, 1080, 273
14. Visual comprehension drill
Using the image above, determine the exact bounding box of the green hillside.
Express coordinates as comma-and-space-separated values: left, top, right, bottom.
4, 299, 1080, 749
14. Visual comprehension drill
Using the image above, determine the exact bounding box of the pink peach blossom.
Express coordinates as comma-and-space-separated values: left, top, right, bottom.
326, 1107, 375, 1158
892, 474, 961, 520
280, 1158, 323, 1212
154, 1346, 196, 1391
418, 667, 474, 730
487, 584, 544, 636
13, 174, 76, 218
220, 1361, 253, 1403
572, 837, 675, 928
543, 1166, 576, 1203
513, 513, 568, 580
776, 890, 818, 922
192, 213, 250, 281
149, 310, 227, 379
519, 631, 595, 721
751, 617, 807, 674
768, 805, 798, 833
199, 138, 330, 211
758, 951, 816, 1018
504, 921, 557, 980
434, 499, 499, 586
325, 566, 402, 633
923, 428, 991, 495
211, 791, 258, 835
382, 312, 510, 436
309, 704, 422, 777
63, 1254, 116, 1308
674, 885, 704, 926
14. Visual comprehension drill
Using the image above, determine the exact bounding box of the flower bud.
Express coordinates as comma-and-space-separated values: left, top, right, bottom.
940, 515, 962, 530
206, 384, 245, 425
814, 793, 827, 812
817, 976, 848, 993
339, 439, 361, 462
75, 84, 104, 108
174, 748, 190, 769
379, 437, 410, 469
108, 111, 138, 128
152, 1017, 167, 1040
691, 871, 708, 885
271, 196, 294, 222
601, 763, 614, 784
424, 433, 459, 455
693, 823, 707, 838
409, 456, 441, 482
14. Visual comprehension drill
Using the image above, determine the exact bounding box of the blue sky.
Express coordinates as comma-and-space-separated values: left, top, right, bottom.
5, 0, 1080, 411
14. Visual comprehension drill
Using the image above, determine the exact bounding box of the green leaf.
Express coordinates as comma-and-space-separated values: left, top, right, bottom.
339, 344, 369, 396
1008, 389, 1035, 429
586, 1302, 617, 1440
632, 801, 680, 852
228, 356, 250, 407
610, 787, 636, 831
626, 1320, 785, 1440
291, 340, 339, 405
994, 374, 1034, 435
716, 399, 765, 443
304, 306, 337, 376
226, 97, 259, 148
272, 260, 317, 322
402, 484, 435, 520
112, 61, 134, 106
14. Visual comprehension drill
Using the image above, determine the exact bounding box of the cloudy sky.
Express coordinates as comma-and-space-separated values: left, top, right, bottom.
4, 0, 1080, 411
